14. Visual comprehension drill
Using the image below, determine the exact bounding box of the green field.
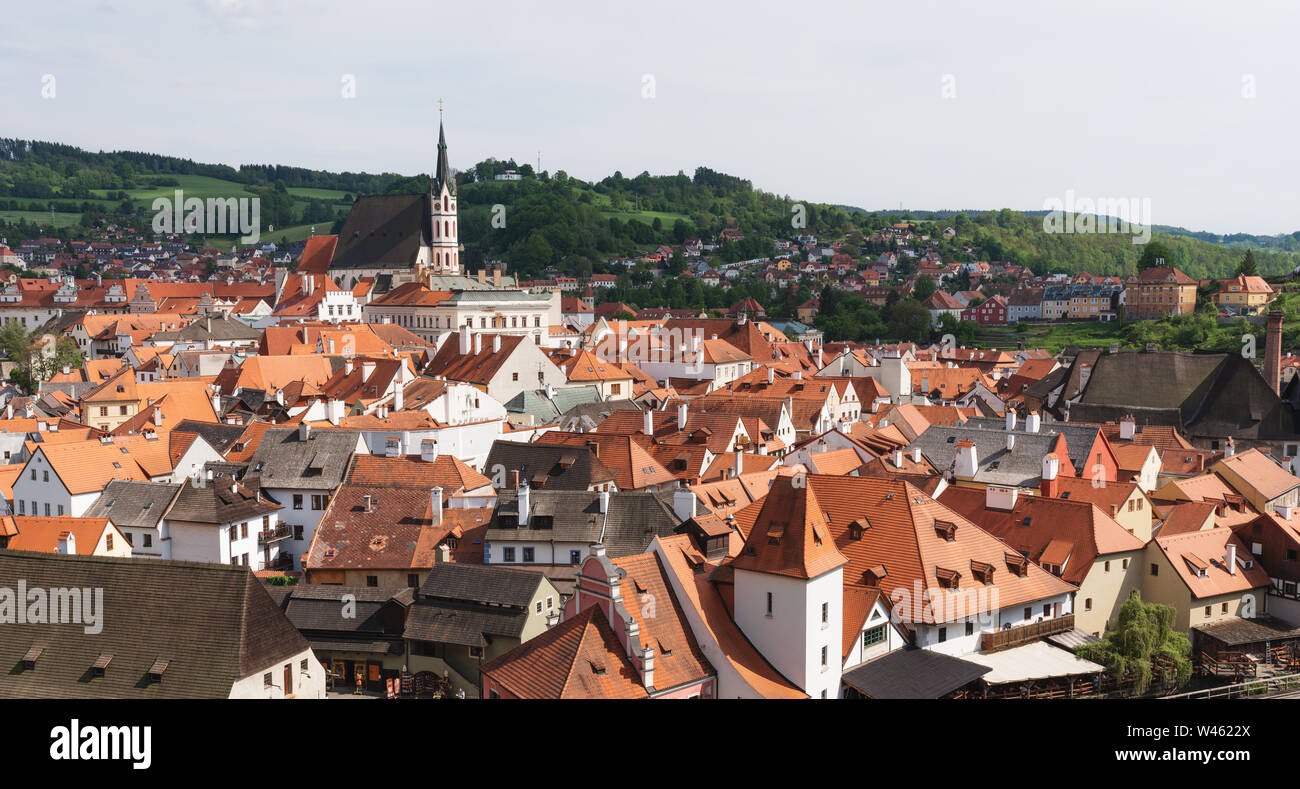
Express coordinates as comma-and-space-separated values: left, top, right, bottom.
90, 174, 260, 203
975, 322, 1128, 353
287, 186, 352, 201
0, 210, 83, 229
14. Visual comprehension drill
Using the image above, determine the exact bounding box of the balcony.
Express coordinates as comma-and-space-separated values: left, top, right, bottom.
980, 614, 1074, 653
258, 524, 293, 545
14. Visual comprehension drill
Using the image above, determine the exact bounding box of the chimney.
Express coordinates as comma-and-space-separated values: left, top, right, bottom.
672, 485, 696, 521
327, 338, 335, 354
1005, 410, 1018, 431
639, 644, 655, 689
385, 438, 400, 458
344, 359, 353, 376
912, 447, 922, 464
954, 440, 978, 478
1119, 414, 1136, 441
364, 494, 373, 513
474, 333, 482, 355
893, 449, 903, 467
643, 409, 654, 435
493, 267, 502, 288
421, 439, 438, 462
394, 381, 404, 412
1224, 437, 1235, 458
430, 487, 443, 526
437, 543, 451, 563
986, 485, 1018, 511
677, 402, 688, 429
767, 366, 775, 385
1266, 310, 1284, 396
793, 370, 802, 380
211, 393, 221, 417
327, 399, 343, 426
57, 531, 76, 555
1041, 453, 1060, 497
299, 422, 311, 441
517, 481, 531, 527
1025, 411, 1041, 433
734, 449, 743, 477
599, 489, 610, 514
492, 335, 502, 354
1006, 433, 1016, 452
478, 268, 486, 285
1226, 542, 1237, 576
459, 324, 471, 354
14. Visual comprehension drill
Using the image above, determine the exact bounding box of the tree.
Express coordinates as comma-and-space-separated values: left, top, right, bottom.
1137, 241, 1174, 272
1075, 591, 1192, 695
912, 275, 937, 301
887, 298, 932, 344
1238, 249, 1258, 277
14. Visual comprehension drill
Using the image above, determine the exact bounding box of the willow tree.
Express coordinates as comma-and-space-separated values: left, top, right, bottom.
1076, 591, 1192, 695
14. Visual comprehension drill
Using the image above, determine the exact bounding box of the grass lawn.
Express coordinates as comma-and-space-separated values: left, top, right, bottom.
600, 209, 691, 227
0, 210, 83, 229
90, 174, 261, 204
287, 187, 352, 201
976, 321, 1128, 353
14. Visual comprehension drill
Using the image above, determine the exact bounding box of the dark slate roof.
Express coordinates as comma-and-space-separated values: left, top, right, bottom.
174, 419, 246, 454
329, 194, 432, 271
1064, 349, 1296, 440
245, 427, 359, 490
489, 489, 681, 559
83, 479, 183, 530
433, 119, 455, 196
556, 398, 642, 432
841, 648, 990, 699
152, 315, 261, 342
403, 602, 530, 647
167, 475, 281, 524
484, 441, 618, 491
280, 584, 412, 634
419, 563, 545, 608
0, 550, 310, 698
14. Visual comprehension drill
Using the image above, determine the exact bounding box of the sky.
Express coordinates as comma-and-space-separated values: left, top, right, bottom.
2, 0, 1298, 235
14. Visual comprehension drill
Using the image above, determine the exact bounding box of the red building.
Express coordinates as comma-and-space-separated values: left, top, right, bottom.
961, 294, 1008, 325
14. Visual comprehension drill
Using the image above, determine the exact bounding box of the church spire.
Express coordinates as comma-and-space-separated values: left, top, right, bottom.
433, 114, 455, 196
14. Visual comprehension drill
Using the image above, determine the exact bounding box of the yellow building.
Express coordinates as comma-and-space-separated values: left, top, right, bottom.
1212, 275, 1274, 316
1125, 266, 1198, 320
1142, 528, 1269, 632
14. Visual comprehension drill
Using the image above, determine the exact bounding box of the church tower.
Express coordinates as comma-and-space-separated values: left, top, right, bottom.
427, 116, 460, 277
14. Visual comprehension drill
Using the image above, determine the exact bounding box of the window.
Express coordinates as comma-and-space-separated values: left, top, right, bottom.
821, 602, 828, 625
43, 503, 49, 517
1024, 607, 1032, 621
937, 627, 947, 643
99, 407, 108, 417
1085, 598, 1093, 611
1222, 602, 1229, 614
546, 596, 554, 610
1288, 550, 1298, 562
965, 621, 974, 636
1104, 561, 1110, 572
820, 645, 827, 668
766, 592, 773, 616
106, 533, 113, 551
1204, 606, 1212, 617
143, 534, 152, 548
366, 576, 378, 587
1150, 563, 1159, 576
312, 494, 328, 510
230, 526, 238, 543
293, 526, 303, 540
862, 625, 886, 649
569, 550, 581, 565
17, 500, 22, 515
264, 672, 273, 687
535, 601, 542, 614
42, 470, 48, 482
502, 547, 516, 562
293, 494, 303, 510
1122, 558, 1129, 570
522, 547, 535, 563
57, 505, 63, 516
1043, 604, 1051, 618
512, 372, 519, 382
300, 659, 308, 672
241, 523, 248, 539
407, 574, 419, 588
119, 406, 128, 416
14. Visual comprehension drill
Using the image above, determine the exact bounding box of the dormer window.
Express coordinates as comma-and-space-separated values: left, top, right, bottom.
971, 560, 996, 585
21, 645, 42, 671
934, 519, 958, 542
92, 652, 113, 677
848, 518, 869, 540
935, 567, 961, 589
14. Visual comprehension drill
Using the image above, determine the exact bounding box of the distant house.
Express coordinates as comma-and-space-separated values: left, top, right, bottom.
961, 294, 1007, 326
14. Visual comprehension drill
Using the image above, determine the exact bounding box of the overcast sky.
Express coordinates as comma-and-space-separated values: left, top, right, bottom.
2, 0, 1297, 234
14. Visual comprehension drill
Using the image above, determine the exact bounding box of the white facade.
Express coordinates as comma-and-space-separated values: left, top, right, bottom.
227, 647, 327, 699
733, 565, 844, 699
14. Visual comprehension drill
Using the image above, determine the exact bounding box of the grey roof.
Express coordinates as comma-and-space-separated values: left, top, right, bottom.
329, 194, 431, 272
963, 417, 1103, 475
841, 648, 990, 699
167, 475, 281, 524
419, 563, 546, 607
488, 489, 681, 559
505, 390, 562, 424
484, 441, 618, 491
173, 419, 246, 454
403, 601, 529, 647
152, 315, 260, 342
556, 398, 641, 432
0, 550, 310, 698
908, 425, 1065, 487
280, 584, 412, 634
548, 384, 605, 414
84, 480, 183, 530
1064, 349, 1296, 440
245, 427, 360, 490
